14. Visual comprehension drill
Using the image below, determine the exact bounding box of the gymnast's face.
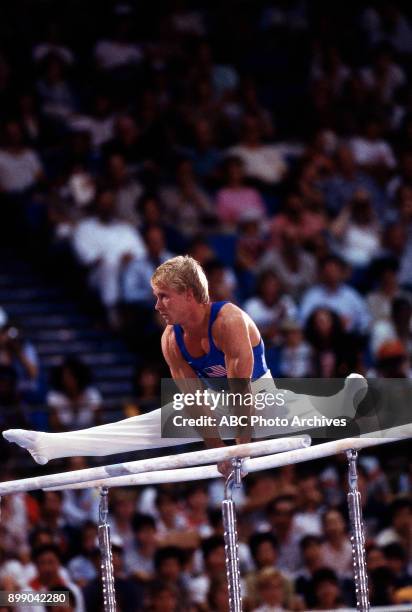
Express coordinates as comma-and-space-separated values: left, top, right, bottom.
152, 283, 193, 325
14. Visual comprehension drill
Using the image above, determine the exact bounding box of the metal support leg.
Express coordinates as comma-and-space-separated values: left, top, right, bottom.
222, 458, 243, 612
346, 449, 370, 612
98, 487, 117, 612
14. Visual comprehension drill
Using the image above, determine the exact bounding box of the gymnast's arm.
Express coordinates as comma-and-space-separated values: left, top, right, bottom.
215, 304, 254, 444
161, 326, 226, 449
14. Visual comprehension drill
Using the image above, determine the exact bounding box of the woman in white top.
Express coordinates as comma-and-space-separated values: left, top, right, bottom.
330, 188, 381, 268
47, 357, 102, 431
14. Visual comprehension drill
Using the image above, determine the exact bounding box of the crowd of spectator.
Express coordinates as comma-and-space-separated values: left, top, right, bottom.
1, 0, 412, 610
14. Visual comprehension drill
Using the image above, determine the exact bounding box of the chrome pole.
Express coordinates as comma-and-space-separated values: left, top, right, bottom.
347, 449, 370, 611
222, 458, 243, 612
98, 487, 117, 612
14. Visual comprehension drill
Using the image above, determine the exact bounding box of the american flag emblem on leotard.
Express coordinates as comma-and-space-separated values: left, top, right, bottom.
204, 365, 227, 377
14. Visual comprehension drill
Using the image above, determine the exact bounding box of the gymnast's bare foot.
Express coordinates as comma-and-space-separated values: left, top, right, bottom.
2, 429, 49, 465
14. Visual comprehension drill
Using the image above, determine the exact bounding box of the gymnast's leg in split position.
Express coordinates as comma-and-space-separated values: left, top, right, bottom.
2, 373, 368, 465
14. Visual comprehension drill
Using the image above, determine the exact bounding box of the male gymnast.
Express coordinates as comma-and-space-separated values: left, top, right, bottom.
2, 256, 366, 476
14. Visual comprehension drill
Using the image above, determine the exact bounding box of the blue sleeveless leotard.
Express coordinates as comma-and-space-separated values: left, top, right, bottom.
173, 301, 268, 380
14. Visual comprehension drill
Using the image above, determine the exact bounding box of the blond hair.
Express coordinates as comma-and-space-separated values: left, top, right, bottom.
151, 255, 209, 303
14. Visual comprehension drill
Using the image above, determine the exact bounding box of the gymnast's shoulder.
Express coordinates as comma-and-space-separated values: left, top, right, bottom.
213, 302, 255, 335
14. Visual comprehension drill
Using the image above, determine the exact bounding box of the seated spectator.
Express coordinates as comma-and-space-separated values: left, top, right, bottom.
279, 319, 312, 378
383, 542, 412, 588
193, 40, 238, 100
103, 115, 145, 173
67, 521, 98, 587
366, 544, 387, 573
160, 158, 215, 238
238, 78, 275, 137
36, 53, 77, 122
151, 546, 188, 604
369, 566, 398, 607
371, 296, 412, 358
93, 9, 142, 72
249, 532, 279, 573
137, 192, 185, 254
121, 224, 174, 347
60, 458, 100, 528
243, 270, 297, 346
294, 536, 325, 608
264, 496, 304, 574
204, 259, 237, 302
25, 544, 84, 611
122, 225, 174, 305
235, 214, 267, 294
375, 499, 412, 555
387, 150, 412, 200
83, 538, 145, 612
300, 255, 370, 334
360, 4, 412, 55
69, 92, 115, 149
47, 357, 102, 431
0, 119, 44, 197
250, 567, 299, 612
244, 532, 282, 608
387, 184, 412, 226
270, 192, 324, 251
380, 222, 408, 260
55, 161, 96, 220
153, 491, 189, 541
311, 45, 351, 98
15, 91, 48, 148
124, 513, 158, 582
294, 475, 324, 537
359, 455, 392, 509
32, 20, 75, 66
320, 509, 352, 579
227, 115, 287, 186
109, 490, 139, 557
367, 258, 409, 323
105, 153, 143, 226
360, 43, 406, 105
321, 144, 384, 218
330, 188, 381, 270
33, 491, 78, 559
187, 118, 222, 186
207, 576, 230, 612
296, 165, 330, 242
126, 365, 162, 416
72, 187, 146, 325
0, 491, 30, 562
183, 484, 212, 538
146, 582, 181, 612
374, 339, 411, 377
216, 156, 266, 227
0, 320, 42, 405
187, 536, 226, 606
349, 117, 396, 177
310, 568, 346, 610
48, 586, 76, 612
259, 225, 316, 300
183, 75, 223, 130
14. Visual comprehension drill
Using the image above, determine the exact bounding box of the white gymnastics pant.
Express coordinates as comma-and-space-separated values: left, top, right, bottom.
2, 373, 368, 464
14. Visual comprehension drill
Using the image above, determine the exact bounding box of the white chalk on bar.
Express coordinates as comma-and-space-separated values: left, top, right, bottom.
46, 427, 411, 490
0, 436, 310, 496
